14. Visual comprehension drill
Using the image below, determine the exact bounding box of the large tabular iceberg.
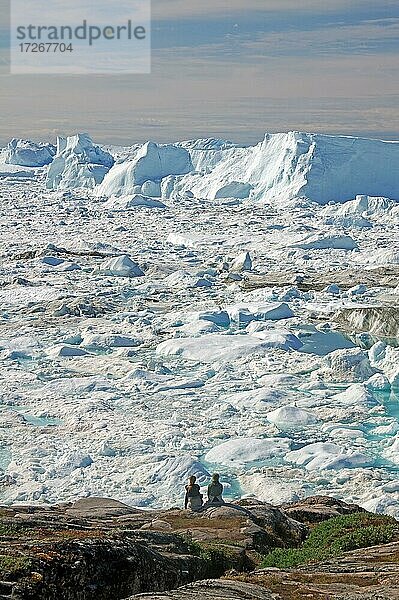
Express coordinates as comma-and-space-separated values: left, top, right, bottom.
46, 133, 114, 190
5, 138, 56, 167
169, 132, 399, 204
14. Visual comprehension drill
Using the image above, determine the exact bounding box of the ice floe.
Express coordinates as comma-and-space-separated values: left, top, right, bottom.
99, 255, 144, 278
266, 405, 318, 429
205, 437, 292, 467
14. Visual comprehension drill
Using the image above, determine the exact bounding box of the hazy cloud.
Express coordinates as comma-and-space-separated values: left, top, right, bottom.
153, 0, 398, 19
0, 0, 398, 144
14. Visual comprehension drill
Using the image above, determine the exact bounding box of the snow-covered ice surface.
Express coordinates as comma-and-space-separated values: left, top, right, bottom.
1, 131, 399, 515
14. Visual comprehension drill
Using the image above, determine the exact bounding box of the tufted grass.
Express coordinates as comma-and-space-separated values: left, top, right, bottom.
261, 513, 398, 568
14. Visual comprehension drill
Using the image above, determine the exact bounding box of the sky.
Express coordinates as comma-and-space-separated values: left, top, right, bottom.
0, 0, 398, 145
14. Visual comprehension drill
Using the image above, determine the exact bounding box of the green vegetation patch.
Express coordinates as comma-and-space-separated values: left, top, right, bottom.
0, 521, 26, 537
0, 555, 32, 578
261, 512, 398, 568
181, 534, 243, 575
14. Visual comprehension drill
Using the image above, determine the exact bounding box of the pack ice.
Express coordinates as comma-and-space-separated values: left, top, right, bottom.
1, 129, 399, 516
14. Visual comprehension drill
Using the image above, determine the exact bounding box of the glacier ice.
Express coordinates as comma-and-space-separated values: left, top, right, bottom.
5, 138, 55, 167
46, 133, 114, 190
214, 181, 253, 199
97, 141, 193, 197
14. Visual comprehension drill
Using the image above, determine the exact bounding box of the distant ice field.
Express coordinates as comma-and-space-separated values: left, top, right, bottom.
1, 131, 399, 515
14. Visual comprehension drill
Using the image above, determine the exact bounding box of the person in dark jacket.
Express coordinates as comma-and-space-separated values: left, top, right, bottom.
184, 475, 203, 511
207, 473, 224, 504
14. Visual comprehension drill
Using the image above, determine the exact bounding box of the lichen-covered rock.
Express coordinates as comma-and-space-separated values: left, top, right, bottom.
1, 496, 373, 600
239, 503, 309, 553
11, 535, 210, 600
227, 540, 399, 599
283, 495, 365, 523
129, 579, 274, 599
0, 499, 255, 600
203, 501, 309, 554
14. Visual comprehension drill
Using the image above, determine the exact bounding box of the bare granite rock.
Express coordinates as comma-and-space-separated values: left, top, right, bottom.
283, 495, 365, 523
228, 540, 399, 599
128, 579, 274, 599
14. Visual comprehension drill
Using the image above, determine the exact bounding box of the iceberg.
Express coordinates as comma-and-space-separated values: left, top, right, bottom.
46, 133, 114, 190
286, 442, 372, 470
81, 333, 142, 349
164, 271, 212, 290
226, 302, 295, 324
231, 251, 253, 272
331, 383, 379, 409
104, 194, 166, 210
174, 131, 399, 204
5, 138, 55, 167
318, 348, 376, 382
266, 405, 318, 429
97, 141, 193, 197
330, 195, 395, 216
99, 255, 144, 278
47, 345, 90, 358
292, 233, 358, 251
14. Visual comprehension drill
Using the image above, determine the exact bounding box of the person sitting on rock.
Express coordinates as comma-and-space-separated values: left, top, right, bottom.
184, 475, 203, 511
207, 473, 224, 504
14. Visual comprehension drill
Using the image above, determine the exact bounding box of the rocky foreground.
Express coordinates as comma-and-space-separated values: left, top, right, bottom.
1, 495, 399, 599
